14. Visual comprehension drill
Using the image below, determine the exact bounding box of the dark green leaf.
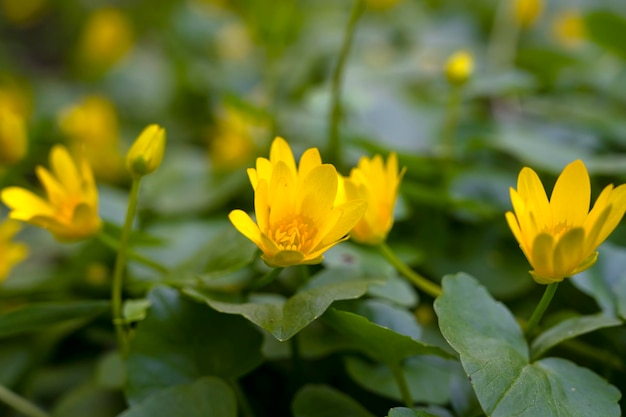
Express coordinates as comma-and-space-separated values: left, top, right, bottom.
119, 377, 236, 417
291, 385, 375, 417
0, 300, 110, 339
387, 408, 439, 417
126, 286, 263, 404
434, 273, 621, 417
585, 11, 626, 59
531, 313, 621, 359
184, 268, 378, 341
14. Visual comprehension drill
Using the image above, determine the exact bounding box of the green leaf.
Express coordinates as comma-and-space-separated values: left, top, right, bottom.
387, 408, 439, 417
585, 10, 626, 60
322, 308, 453, 367
291, 385, 375, 417
367, 275, 418, 308
126, 286, 263, 404
434, 273, 621, 417
119, 377, 237, 417
345, 356, 454, 405
530, 313, 621, 359
0, 300, 110, 339
184, 268, 378, 341
123, 299, 151, 324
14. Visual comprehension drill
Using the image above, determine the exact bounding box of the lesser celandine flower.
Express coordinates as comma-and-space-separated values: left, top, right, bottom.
338, 153, 405, 245
229, 137, 367, 267
1, 145, 101, 241
126, 124, 166, 178
514, 0, 542, 28
444, 50, 474, 86
553, 10, 586, 48
0, 219, 28, 282
506, 160, 626, 284
0, 106, 28, 166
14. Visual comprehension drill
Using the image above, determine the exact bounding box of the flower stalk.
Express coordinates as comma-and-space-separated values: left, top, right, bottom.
390, 365, 413, 408
379, 243, 442, 298
0, 384, 51, 417
524, 282, 559, 338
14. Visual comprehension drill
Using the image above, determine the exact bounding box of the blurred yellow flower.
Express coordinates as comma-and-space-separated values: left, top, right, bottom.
1, 145, 101, 241
339, 153, 405, 245
514, 0, 542, 28
553, 10, 586, 48
0, 107, 28, 166
77, 7, 134, 72
0, 0, 47, 27
506, 160, 626, 284
0, 219, 28, 282
126, 124, 166, 178
444, 50, 474, 86
59, 96, 125, 182
229, 137, 367, 267
366, 0, 401, 11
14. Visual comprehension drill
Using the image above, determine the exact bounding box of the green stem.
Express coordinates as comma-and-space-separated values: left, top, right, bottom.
0, 384, 50, 417
328, 0, 365, 171
487, 0, 521, 71
441, 85, 462, 159
524, 282, 559, 339
290, 333, 303, 387
97, 232, 169, 274
379, 243, 442, 298
390, 365, 413, 408
111, 178, 142, 357
248, 267, 283, 292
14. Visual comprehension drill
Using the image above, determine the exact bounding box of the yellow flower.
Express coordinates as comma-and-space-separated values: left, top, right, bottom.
0, 219, 28, 282
506, 160, 626, 284
365, 0, 401, 11
553, 10, 586, 48
229, 137, 367, 267
339, 153, 405, 245
0, 107, 28, 166
58, 95, 124, 182
77, 7, 134, 72
1, 145, 101, 241
444, 50, 474, 86
0, 0, 47, 27
514, 0, 542, 28
126, 124, 166, 178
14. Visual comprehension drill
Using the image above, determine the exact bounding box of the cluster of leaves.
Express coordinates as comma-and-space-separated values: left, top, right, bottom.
2, 0, 626, 416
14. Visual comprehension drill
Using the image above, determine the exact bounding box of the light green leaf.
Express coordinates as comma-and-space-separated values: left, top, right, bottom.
345, 356, 454, 405
126, 286, 263, 404
119, 377, 236, 417
184, 268, 378, 341
585, 10, 626, 60
0, 300, 110, 339
291, 385, 375, 417
530, 313, 621, 359
122, 299, 151, 324
434, 273, 621, 417
387, 408, 439, 417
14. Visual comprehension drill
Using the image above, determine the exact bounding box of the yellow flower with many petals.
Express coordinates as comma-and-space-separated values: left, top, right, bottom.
0, 219, 28, 282
1, 145, 101, 241
0, 106, 28, 166
506, 160, 626, 284
339, 153, 405, 245
229, 137, 367, 267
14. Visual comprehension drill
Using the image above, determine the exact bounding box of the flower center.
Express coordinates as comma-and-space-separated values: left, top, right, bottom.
549, 221, 571, 240
272, 215, 317, 253
57, 196, 81, 225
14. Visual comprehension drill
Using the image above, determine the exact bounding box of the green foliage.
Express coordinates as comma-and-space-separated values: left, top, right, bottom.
291, 385, 375, 417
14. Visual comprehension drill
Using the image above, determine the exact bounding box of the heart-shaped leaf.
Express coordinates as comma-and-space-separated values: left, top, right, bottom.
291, 385, 375, 417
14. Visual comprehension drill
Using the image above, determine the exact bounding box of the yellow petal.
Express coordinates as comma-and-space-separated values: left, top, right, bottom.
36, 166, 67, 207
50, 145, 81, 195
531, 233, 555, 279
299, 164, 337, 224
505, 211, 523, 247
255, 180, 270, 234
298, 148, 322, 180
316, 200, 367, 249
549, 160, 590, 227
1, 187, 54, 219
591, 184, 626, 249
228, 210, 263, 248
268, 161, 295, 227
553, 227, 585, 277
247, 167, 259, 190
269, 137, 296, 174
517, 167, 550, 231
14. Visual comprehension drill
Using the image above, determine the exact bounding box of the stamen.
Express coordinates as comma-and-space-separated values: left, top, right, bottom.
272, 215, 317, 253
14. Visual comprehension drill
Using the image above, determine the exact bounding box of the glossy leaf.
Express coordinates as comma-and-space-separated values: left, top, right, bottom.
434, 273, 621, 417
126, 286, 263, 404
119, 377, 236, 417
530, 313, 621, 359
184, 268, 378, 341
0, 300, 110, 339
387, 408, 439, 417
291, 385, 375, 417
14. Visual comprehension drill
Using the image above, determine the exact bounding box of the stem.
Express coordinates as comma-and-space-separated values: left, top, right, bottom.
229, 380, 256, 417
290, 333, 303, 387
524, 282, 559, 338
248, 267, 283, 292
379, 243, 442, 298
97, 232, 169, 274
0, 384, 51, 417
328, 0, 365, 171
441, 85, 462, 159
390, 365, 413, 408
487, 0, 521, 71
111, 178, 142, 357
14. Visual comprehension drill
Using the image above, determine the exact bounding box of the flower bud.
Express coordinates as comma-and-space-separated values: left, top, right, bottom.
126, 124, 165, 178
444, 50, 474, 86
0, 107, 28, 166
515, 0, 542, 28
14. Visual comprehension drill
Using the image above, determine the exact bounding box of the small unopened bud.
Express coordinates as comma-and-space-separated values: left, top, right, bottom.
0, 108, 28, 166
444, 50, 474, 86
126, 124, 165, 178
515, 0, 542, 28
